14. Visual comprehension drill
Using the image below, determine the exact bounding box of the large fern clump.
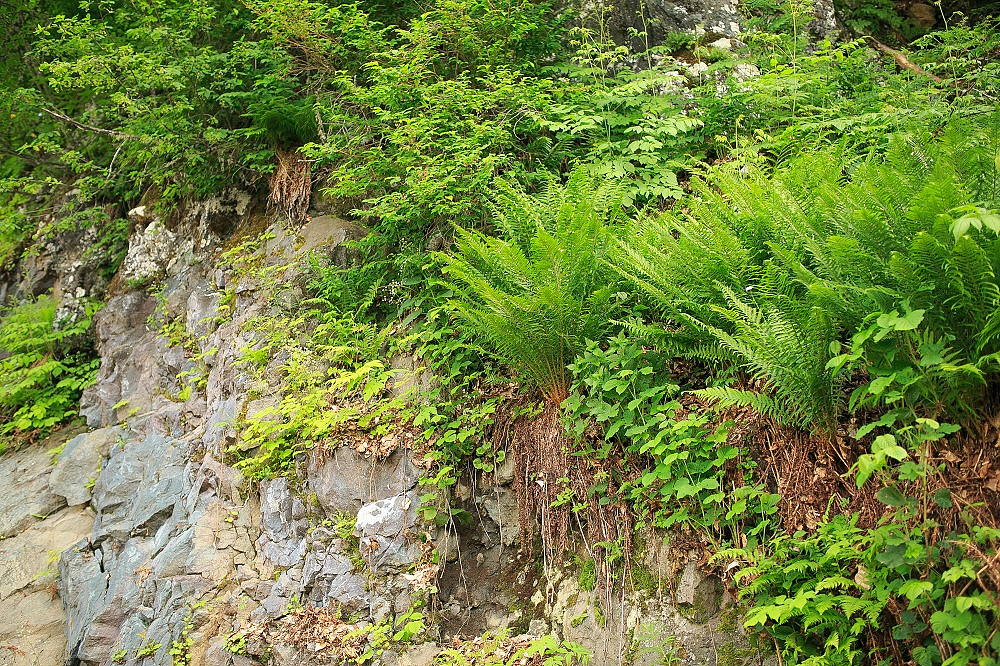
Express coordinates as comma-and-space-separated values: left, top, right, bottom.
442, 169, 629, 405
615, 113, 1000, 429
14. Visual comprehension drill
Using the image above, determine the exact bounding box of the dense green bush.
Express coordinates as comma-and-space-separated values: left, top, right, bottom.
615, 115, 1000, 430
722, 468, 1000, 665
563, 334, 781, 544
0, 295, 99, 437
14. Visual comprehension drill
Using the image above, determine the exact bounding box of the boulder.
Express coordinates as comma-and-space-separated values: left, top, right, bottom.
354, 493, 422, 573
308, 446, 420, 515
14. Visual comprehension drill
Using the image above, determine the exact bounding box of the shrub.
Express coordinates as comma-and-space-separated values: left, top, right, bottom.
0, 295, 99, 436
615, 114, 1000, 430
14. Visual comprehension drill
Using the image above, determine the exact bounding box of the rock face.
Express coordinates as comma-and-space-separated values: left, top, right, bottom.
0, 192, 123, 315
0, 428, 87, 538
48, 206, 431, 666
0, 429, 95, 666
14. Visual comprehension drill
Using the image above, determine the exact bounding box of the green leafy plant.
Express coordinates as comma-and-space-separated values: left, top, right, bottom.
565, 334, 780, 544
722, 476, 1000, 666
435, 630, 591, 665
0, 295, 100, 436
135, 642, 161, 659
616, 115, 1000, 433
442, 169, 627, 405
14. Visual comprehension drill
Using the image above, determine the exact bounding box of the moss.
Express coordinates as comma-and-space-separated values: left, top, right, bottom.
578, 558, 597, 592
593, 604, 606, 628
570, 613, 588, 628
718, 607, 740, 634
620, 627, 639, 666
630, 562, 659, 594
506, 599, 532, 634
716, 641, 759, 666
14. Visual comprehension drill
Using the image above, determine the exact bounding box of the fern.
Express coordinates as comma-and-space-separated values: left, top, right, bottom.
695, 286, 842, 429
617, 113, 1000, 428
0, 295, 100, 435
442, 168, 627, 404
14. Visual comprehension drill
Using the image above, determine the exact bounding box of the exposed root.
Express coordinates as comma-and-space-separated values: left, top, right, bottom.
512, 404, 572, 566
506, 402, 634, 596
269, 148, 311, 223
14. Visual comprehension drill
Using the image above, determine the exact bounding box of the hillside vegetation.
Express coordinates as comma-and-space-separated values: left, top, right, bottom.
3, 0, 1000, 663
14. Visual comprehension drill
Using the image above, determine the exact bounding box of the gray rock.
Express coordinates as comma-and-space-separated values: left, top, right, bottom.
301, 534, 368, 609
79, 291, 173, 427
186, 280, 220, 345
0, 444, 67, 538
396, 643, 441, 666
482, 489, 520, 547
150, 526, 194, 578
676, 561, 723, 622
324, 573, 368, 610
187, 454, 247, 509
60, 542, 109, 663
203, 396, 238, 457
50, 427, 122, 506
810, 0, 842, 38
354, 493, 421, 573
245, 397, 280, 424
91, 432, 186, 542
494, 455, 515, 486
733, 63, 761, 82
309, 446, 420, 515
597, 0, 743, 53
255, 477, 309, 569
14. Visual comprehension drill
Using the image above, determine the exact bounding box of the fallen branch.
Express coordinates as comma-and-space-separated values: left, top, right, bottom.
867, 38, 944, 84
42, 108, 141, 140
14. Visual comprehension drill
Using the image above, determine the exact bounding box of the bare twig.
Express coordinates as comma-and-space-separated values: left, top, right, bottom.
41, 108, 141, 140
867, 38, 944, 84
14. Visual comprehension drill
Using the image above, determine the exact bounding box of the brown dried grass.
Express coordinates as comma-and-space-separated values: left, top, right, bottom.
731, 405, 1000, 537
233, 607, 366, 660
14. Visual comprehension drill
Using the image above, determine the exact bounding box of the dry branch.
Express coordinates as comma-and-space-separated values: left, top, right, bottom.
41, 108, 141, 140
868, 38, 945, 84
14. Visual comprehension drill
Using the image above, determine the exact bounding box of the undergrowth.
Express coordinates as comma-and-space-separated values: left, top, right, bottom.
0, 295, 99, 441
